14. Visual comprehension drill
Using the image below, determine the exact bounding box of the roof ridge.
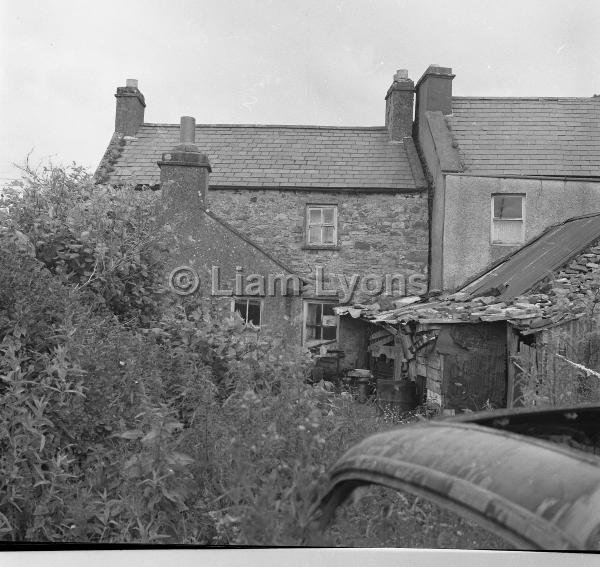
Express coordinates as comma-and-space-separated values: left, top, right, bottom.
453, 96, 598, 102
140, 123, 388, 131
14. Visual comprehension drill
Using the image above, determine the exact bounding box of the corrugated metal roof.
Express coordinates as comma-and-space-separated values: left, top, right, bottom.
461, 213, 600, 301
98, 124, 426, 191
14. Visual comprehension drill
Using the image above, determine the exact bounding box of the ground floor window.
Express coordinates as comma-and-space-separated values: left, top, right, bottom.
304, 301, 338, 344
232, 297, 262, 326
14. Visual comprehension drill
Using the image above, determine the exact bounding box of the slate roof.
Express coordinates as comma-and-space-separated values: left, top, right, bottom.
98, 124, 425, 191
448, 97, 600, 177
338, 213, 600, 333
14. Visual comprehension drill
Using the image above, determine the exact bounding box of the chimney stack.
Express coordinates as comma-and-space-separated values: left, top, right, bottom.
158, 116, 212, 209
415, 65, 455, 137
180, 115, 196, 144
115, 78, 146, 136
385, 69, 415, 141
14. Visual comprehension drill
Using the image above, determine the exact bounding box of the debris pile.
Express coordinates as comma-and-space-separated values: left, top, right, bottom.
336, 243, 600, 333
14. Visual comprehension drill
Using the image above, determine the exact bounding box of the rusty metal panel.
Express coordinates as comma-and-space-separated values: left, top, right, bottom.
436, 323, 507, 410
308, 411, 600, 550
461, 214, 600, 301
452, 404, 600, 454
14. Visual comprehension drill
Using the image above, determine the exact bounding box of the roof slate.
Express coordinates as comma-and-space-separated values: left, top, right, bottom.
338, 213, 600, 333
449, 97, 600, 177
100, 124, 425, 191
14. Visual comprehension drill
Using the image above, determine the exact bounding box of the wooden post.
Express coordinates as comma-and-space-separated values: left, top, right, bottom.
392, 337, 405, 380
398, 329, 417, 382
506, 325, 518, 408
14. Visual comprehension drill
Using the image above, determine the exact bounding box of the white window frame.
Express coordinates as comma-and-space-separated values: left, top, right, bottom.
302, 300, 339, 346
306, 205, 338, 247
490, 194, 525, 245
231, 297, 263, 327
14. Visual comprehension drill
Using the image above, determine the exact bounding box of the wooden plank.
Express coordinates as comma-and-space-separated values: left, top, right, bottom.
371, 329, 392, 341
368, 333, 395, 348
506, 326, 519, 408
440, 323, 506, 411
418, 318, 471, 324
398, 331, 418, 381
392, 338, 405, 379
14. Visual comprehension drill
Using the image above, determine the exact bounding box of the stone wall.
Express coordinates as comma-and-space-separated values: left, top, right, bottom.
208, 188, 429, 302
162, 205, 304, 356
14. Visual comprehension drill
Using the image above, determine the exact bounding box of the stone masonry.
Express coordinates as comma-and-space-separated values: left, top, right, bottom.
208, 188, 429, 289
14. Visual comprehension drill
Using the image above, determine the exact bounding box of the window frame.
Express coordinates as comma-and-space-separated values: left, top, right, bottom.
305, 204, 338, 249
231, 297, 263, 327
302, 300, 339, 346
490, 193, 526, 245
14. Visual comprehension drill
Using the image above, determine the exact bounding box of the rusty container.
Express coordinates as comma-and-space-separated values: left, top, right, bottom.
376, 379, 417, 414
345, 369, 373, 400
356, 376, 372, 403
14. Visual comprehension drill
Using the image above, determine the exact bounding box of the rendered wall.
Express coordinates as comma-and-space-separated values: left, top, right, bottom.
442, 175, 600, 290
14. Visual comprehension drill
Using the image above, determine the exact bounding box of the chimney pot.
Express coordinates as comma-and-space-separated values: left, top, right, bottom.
394, 69, 409, 81
126, 78, 138, 88
180, 116, 196, 144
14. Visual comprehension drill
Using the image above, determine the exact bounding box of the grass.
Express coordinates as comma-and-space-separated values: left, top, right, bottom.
318, 400, 511, 549
328, 487, 509, 549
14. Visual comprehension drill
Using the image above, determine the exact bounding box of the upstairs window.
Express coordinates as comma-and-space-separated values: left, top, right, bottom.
232, 298, 262, 326
304, 301, 338, 344
491, 194, 525, 244
306, 205, 337, 247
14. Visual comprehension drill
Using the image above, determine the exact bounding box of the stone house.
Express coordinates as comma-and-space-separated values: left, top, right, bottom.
155, 118, 305, 356
96, 73, 429, 369
413, 65, 600, 291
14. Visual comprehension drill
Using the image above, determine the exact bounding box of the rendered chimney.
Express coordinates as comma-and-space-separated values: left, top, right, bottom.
114, 78, 146, 136
414, 65, 455, 137
157, 116, 212, 209
385, 69, 415, 141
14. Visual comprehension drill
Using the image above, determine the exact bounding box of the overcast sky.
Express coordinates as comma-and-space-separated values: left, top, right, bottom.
1, 0, 599, 182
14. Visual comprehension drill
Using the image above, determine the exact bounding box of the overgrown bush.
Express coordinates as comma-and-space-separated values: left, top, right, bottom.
3, 161, 500, 546
0, 162, 395, 544
2, 161, 166, 326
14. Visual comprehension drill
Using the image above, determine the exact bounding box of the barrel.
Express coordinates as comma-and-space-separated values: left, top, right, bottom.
356, 376, 371, 403
376, 379, 417, 418
344, 370, 374, 400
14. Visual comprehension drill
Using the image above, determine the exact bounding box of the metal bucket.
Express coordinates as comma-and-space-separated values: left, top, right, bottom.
356, 376, 371, 403
376, 379, 417, 418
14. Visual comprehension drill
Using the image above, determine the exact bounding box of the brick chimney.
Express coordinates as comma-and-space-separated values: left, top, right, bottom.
415, 65, 455, 137
385, 69, 415, 141
157, 116, 212, 210
115, 79, 146, 136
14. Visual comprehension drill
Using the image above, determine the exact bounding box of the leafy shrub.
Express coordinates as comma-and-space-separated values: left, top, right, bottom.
2, 162, 166, 326
0, 161, 465, 546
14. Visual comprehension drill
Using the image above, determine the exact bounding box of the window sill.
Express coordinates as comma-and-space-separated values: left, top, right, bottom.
302, 245, 340, 251
490, 242, 523, 247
